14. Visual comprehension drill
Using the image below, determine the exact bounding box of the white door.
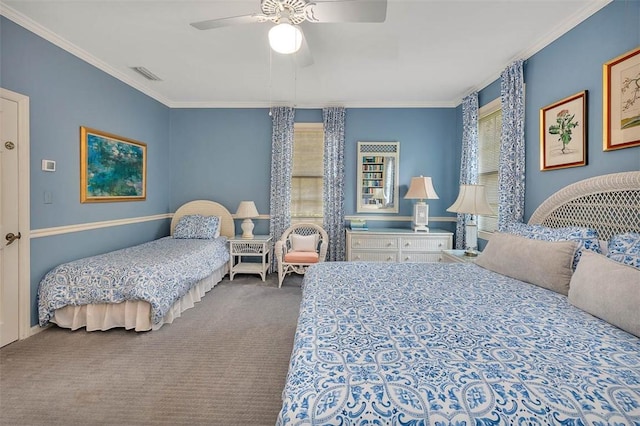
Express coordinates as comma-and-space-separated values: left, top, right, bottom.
0, 97, 21, 347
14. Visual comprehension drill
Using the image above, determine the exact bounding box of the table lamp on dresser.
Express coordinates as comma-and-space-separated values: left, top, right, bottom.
404, 176, 439, 232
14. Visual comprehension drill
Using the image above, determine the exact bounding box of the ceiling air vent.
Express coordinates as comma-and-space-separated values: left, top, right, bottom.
131, 66, 162, 81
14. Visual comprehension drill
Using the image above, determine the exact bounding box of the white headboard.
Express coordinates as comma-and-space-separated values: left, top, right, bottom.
528, 171, 640, 241
171, 200, 235, 238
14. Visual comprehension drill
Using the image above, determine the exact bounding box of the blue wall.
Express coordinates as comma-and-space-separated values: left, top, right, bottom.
169, 107, 460, 234
1, 17, 172, 325
478, 0, 640, 221
343, 108, 459, 225
1, 0, 637, 326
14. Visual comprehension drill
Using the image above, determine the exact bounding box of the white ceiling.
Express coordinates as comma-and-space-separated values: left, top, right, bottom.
2, 0, 611, 108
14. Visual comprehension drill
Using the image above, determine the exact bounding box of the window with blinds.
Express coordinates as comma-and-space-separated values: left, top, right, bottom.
477, 98, 501, 237
291, 123, 324, 224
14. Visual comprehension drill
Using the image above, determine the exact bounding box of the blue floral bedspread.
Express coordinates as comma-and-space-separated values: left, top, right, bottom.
38, 236, 229, 325
277, 262, 640, 425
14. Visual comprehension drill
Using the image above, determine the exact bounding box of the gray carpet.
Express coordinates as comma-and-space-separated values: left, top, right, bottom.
0, 274, 303, 426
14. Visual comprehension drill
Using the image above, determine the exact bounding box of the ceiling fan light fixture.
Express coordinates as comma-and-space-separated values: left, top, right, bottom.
268, 22, 303, 54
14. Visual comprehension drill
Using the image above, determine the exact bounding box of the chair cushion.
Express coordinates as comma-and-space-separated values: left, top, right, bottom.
290, 234, 319, 252
284, 251, 320, 264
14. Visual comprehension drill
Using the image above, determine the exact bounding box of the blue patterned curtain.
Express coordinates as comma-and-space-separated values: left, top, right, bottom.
269, 107, 295, 266
498, 60, 526, 231
456, 92, 479, 249
322, 107, 346, 261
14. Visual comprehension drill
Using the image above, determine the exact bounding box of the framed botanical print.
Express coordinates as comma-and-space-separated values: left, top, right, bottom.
540, 91, 587, 171
603, 46, 640, 151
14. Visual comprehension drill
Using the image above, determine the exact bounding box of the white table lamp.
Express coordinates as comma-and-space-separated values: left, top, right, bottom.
235, 201, 259, 239
447, 184, 494, 256
404, 176, 439, 232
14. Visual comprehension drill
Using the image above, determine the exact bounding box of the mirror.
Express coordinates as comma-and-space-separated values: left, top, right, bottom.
357, 141, 400, 213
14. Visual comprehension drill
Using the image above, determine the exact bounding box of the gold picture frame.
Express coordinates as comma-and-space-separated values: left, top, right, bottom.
603, 46, 640, 151
540, 91, 587, 171
80, 126, 147, 203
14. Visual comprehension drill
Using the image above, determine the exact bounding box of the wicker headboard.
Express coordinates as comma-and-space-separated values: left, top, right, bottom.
171, 200, 235, 238
528, 171, 640, 241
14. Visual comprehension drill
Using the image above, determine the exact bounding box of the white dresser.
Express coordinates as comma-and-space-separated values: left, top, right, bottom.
346, 228, 453, 263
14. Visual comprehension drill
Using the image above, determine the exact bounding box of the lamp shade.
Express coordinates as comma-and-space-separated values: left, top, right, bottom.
235, 201, 259, 218
447, 185, 494, 215
268, 22, 302, 54
404, 176, 439, 200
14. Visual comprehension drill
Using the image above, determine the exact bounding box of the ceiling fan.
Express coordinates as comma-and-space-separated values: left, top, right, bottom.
190, 0, 387, 66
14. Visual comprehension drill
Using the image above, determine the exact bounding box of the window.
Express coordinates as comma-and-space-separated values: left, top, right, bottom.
291, 123, 324, 224
477, 98, 501, 239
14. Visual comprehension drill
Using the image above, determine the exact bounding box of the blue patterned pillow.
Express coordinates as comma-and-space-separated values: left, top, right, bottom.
607, 232, 640, 269
505, 222, 601, 270
174, 214, 220, 239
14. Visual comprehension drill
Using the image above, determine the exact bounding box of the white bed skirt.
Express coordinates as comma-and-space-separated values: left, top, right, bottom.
51, 265, 228, 332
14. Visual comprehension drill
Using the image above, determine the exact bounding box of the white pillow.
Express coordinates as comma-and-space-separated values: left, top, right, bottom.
290, 234, 318, 252
569, 250, 640, 337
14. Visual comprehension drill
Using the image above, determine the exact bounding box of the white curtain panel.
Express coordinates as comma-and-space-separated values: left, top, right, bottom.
498, 60, 526, 231
269, 107, 295, 267
457, 92, 479, 249
322, 107, 346, 261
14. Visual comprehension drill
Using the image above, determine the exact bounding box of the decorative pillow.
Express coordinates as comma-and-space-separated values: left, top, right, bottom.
607, 232, 640, 269
174, 215, 221, 239
475, 232, 576, 295
505, 222, 600, 270
569, 250, 640, 338
290, 234, 319, 252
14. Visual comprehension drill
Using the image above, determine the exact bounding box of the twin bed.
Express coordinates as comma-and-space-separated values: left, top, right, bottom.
38, 200, 235, 331
277, 171, 640, 425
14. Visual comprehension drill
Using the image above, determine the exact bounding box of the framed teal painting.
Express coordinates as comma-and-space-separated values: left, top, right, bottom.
80, 126, 147, 203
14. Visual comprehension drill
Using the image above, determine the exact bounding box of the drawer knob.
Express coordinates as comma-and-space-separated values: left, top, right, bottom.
354, 241, 361, 246
386, 242, 392, 247
355, 256, 361, 260
404, 242, 411, 247
387, 256, 393, 261
404, 257, 410, 261
438, 243, 443, 247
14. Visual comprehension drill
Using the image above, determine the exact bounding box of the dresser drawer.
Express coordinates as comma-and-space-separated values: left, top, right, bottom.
401, 252, 443, 262
350, 236, 398, 250
399, 236, 449, 252
350, 251, 398, 262
345, 228, 453, 263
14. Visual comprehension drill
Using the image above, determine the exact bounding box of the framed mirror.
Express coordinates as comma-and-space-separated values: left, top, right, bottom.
357, 141, 400, 213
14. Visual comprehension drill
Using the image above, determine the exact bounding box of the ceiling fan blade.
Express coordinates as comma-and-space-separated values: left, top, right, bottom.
190, 14, 266, 30
295, 31, 314, 68
305, 0, 387, 23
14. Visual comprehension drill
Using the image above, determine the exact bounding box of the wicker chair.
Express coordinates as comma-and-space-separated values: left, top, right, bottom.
275, 223, 328, 288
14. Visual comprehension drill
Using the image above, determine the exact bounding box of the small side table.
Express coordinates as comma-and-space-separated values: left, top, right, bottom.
228, 235, 272, 281
441, 249, 480, 264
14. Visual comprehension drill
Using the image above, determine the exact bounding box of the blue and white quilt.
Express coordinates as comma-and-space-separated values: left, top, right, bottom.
277, 262, 640, 425
38, 236, 229, 325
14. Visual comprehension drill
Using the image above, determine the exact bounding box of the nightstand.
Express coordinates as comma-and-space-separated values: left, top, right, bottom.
441, 249, 480, 264
228, 235, 272, 281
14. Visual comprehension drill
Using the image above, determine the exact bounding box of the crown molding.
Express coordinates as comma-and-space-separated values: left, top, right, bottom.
453, 0, 613, 106
0, 2, 172, 107
168, 100, 458, 109
2, 0, 612, 110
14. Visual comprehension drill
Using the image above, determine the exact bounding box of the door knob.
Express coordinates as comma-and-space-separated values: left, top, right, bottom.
5, 232, 21, 246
